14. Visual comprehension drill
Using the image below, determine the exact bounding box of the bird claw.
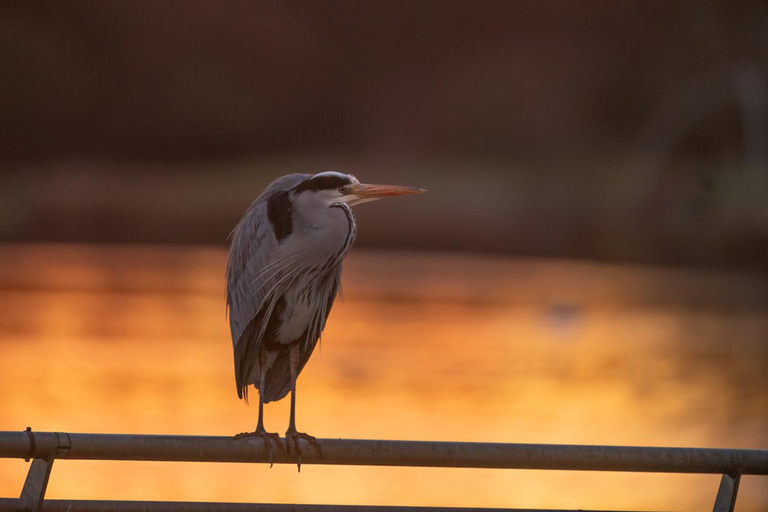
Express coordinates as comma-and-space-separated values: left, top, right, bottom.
234, 430, 284, 467
285, 429, 322, 472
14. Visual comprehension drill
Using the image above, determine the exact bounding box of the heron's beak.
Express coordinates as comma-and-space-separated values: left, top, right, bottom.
348, 183, 426, 206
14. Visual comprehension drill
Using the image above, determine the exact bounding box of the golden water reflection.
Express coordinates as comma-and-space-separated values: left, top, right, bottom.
0, 244, 766, 510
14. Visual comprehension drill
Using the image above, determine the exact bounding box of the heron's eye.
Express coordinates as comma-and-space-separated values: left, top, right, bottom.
338, 187, 347, 194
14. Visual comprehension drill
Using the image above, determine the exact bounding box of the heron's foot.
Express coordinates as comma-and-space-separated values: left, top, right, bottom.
234, 429, 284, 467
285, 428, 322, 472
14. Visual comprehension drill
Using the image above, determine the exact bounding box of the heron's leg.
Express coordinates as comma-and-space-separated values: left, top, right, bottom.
235, 350, 283, 465
285, 344, 321, 469
255, 394, 266, 432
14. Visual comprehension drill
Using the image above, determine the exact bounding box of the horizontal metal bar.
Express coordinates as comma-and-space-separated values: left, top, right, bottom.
1, 431, 767, 474
0, 498, 650, 512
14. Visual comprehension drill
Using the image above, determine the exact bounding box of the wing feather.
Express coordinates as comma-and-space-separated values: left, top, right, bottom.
259, 270, 341, 403
226, 173, 311, 395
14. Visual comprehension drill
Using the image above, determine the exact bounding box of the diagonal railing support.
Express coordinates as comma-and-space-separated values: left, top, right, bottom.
712, 472, 741, 512
19, 458, 54, 512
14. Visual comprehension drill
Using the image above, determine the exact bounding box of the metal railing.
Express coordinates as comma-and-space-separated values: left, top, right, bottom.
1, 429, 766, 512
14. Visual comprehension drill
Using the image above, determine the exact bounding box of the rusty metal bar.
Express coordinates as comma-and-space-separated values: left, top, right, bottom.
712, 473, 741, 512
1, 431, 767, 475
0, 499, 650, 512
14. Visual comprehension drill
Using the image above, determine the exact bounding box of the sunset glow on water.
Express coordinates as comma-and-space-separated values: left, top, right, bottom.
1, 244, 767, 510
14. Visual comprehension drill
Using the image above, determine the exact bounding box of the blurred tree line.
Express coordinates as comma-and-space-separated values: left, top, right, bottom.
2, 1, 767, 269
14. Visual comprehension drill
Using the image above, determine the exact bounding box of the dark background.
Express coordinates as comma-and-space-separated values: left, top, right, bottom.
2, 1, 768, 269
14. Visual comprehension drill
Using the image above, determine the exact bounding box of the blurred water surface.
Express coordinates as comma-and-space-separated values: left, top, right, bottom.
0, 244, 766, 510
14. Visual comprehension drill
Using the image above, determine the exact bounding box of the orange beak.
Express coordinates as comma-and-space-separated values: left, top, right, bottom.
351, 183, 426, 204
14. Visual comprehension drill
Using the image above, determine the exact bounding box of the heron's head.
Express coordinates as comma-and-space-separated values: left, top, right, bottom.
293, 171, 425, 207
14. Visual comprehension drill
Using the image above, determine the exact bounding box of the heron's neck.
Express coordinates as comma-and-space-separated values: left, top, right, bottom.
329, 202, 357, 262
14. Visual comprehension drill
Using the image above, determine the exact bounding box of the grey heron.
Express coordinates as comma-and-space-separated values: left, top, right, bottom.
226, 171, 424, 461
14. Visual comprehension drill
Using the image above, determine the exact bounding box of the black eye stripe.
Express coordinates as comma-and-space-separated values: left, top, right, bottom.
294, 175, 352, 192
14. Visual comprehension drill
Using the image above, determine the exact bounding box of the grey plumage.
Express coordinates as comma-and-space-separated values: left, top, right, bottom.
226, 171, 424, 444
227, 172, 349, 402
